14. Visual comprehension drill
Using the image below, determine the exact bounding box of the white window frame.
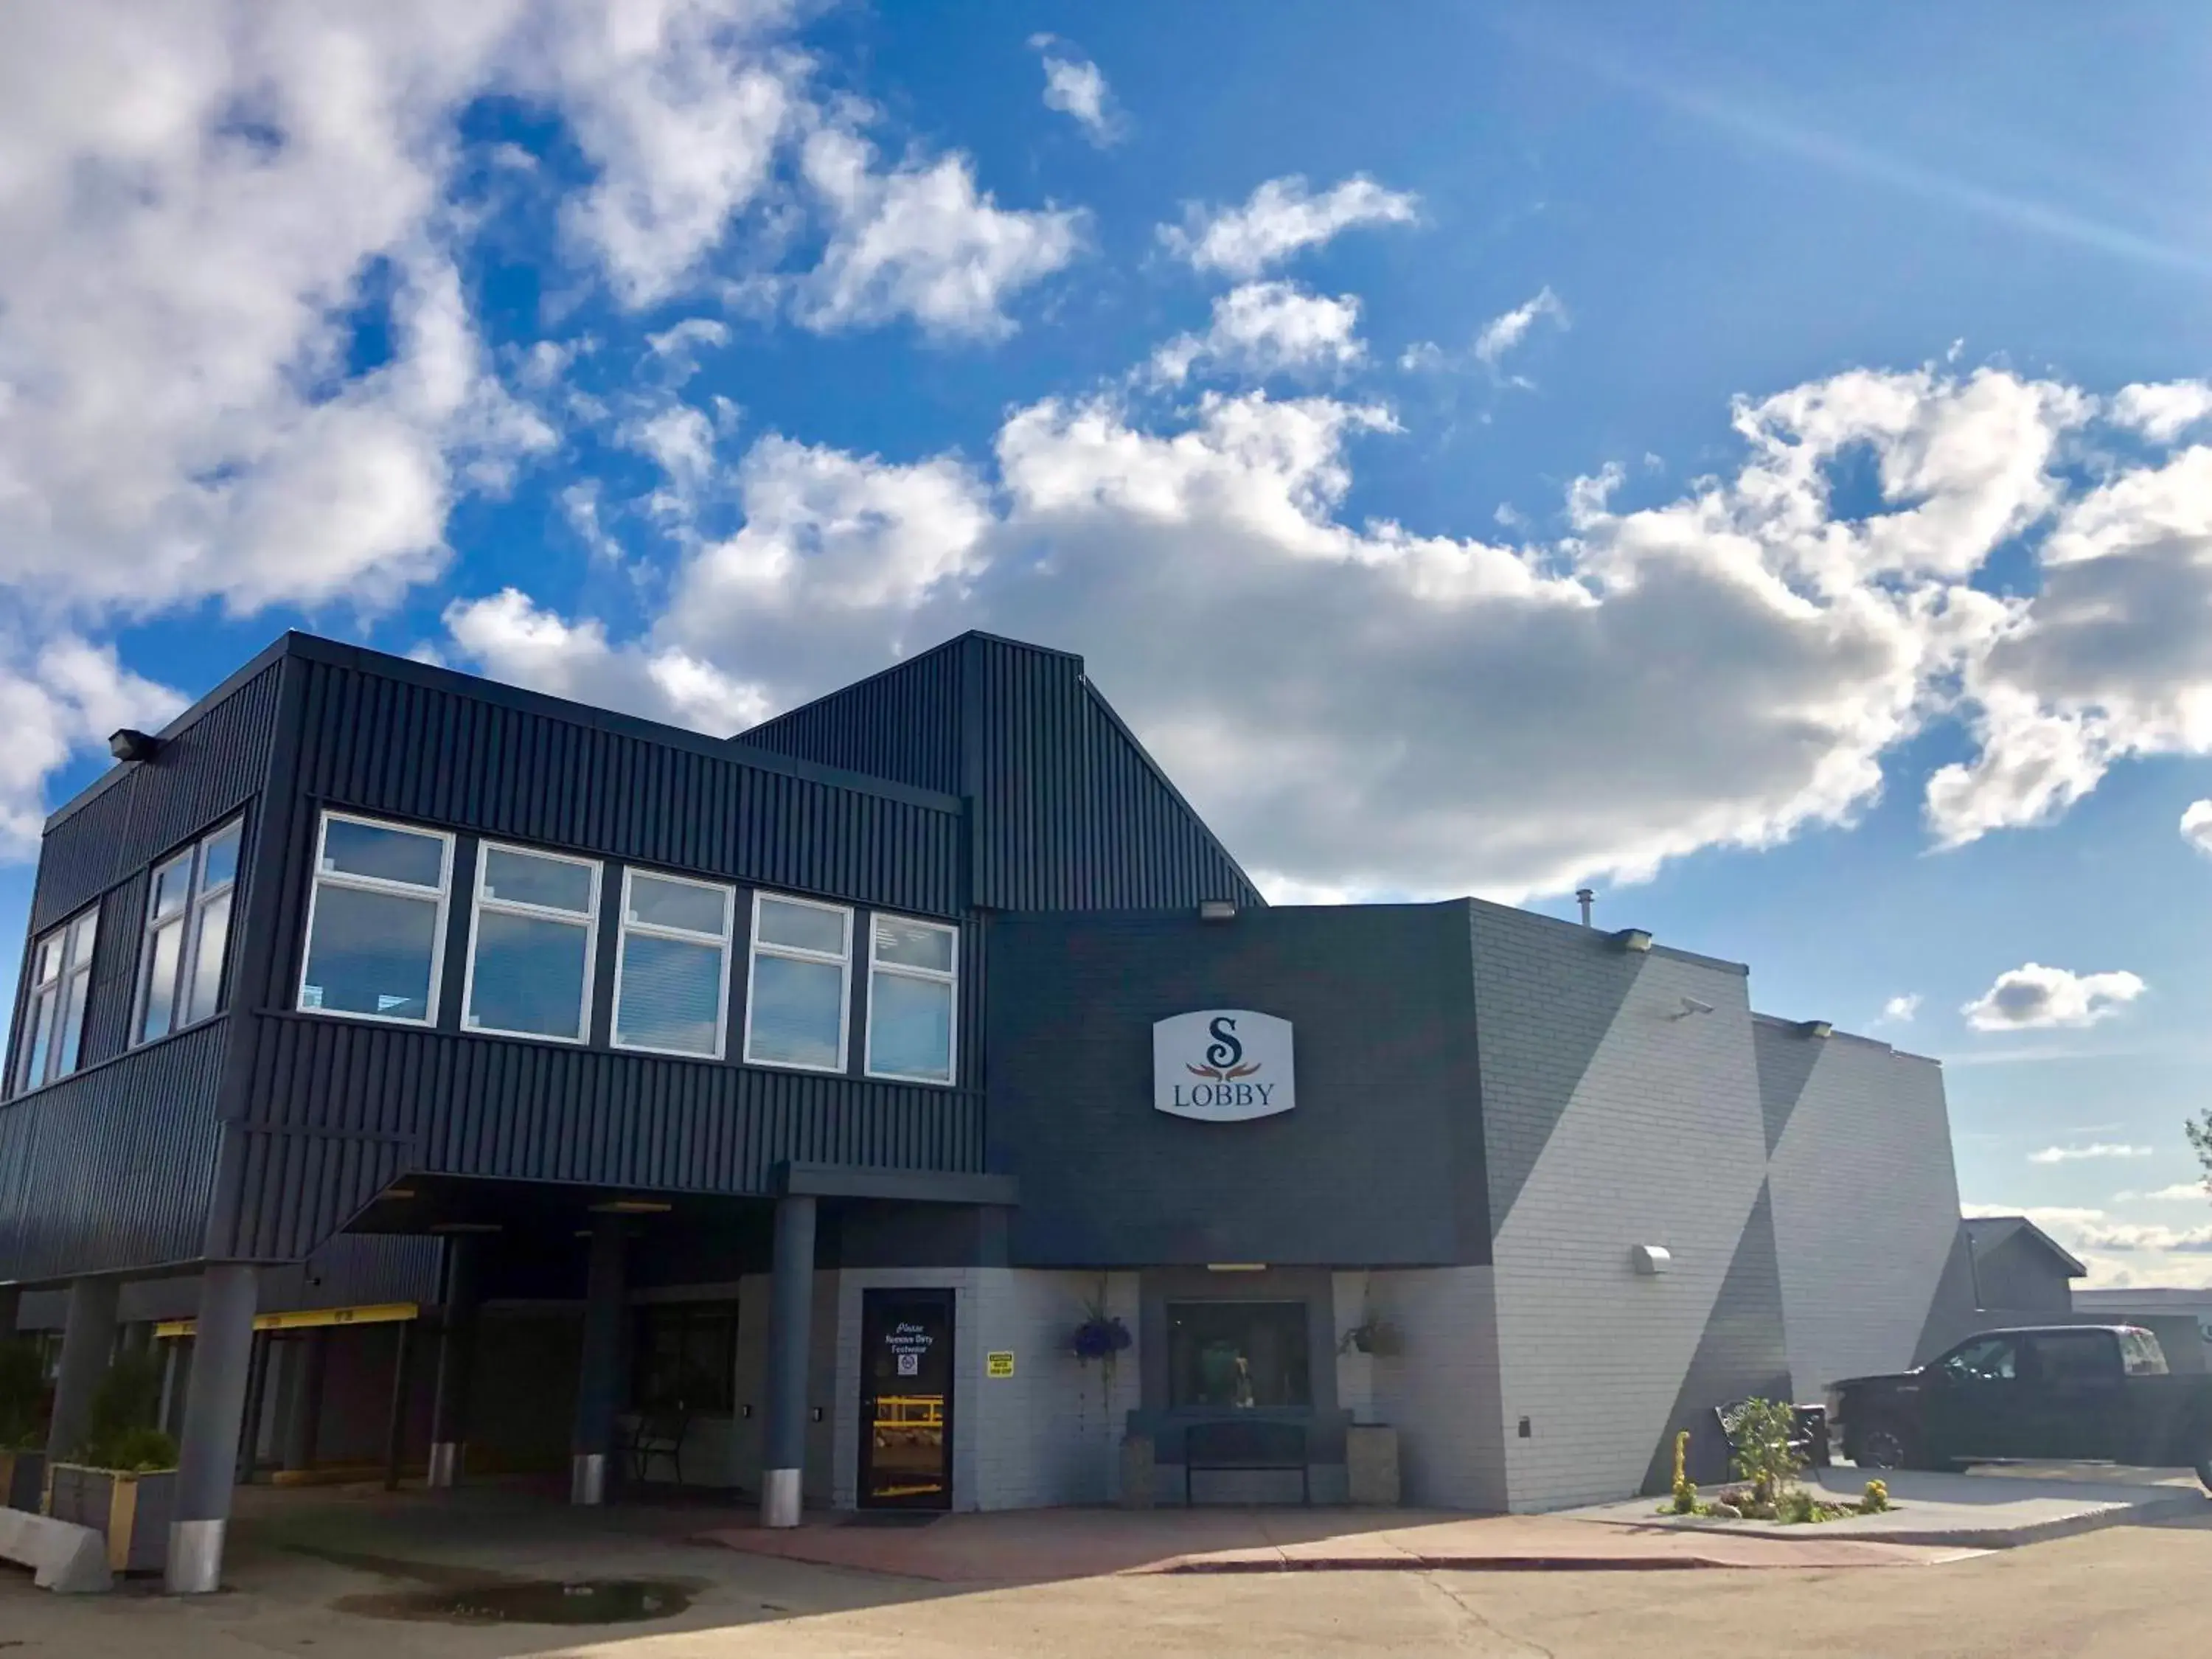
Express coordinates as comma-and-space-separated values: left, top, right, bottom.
135, 815, 243, 1046
741, 891, 852, 1074
460, 838, 602, 1045
611, 867, 734, 1060
296, 810, 456, 1028
16, 905, 97, 1092
863, 914, 960, 1086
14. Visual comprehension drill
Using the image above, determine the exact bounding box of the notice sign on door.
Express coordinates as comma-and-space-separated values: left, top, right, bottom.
987, 1351, 1015, 1378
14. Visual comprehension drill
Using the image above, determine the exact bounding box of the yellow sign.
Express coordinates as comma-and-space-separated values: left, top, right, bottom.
986, 1350, 1015, 1378
154, 1301, 418, 1340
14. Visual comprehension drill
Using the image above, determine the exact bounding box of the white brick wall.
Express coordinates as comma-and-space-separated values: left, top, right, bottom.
1332, 1270, 1376, 1425
1367, 1265, 1508, 1511
1767, 1040, 1961, 1397
1489, 950, 1770, 1512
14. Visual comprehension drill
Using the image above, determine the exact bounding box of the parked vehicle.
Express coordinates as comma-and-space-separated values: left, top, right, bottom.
1830, 1325, 2212, 1490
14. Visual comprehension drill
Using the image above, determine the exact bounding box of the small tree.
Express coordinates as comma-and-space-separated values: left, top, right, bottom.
1726, 1397, 1803, 1512
0, 1339, 46, 1450
2184, 1112, 2212, 1199
1669, 1429, 1698, 1514
77, 1350, 177, 1472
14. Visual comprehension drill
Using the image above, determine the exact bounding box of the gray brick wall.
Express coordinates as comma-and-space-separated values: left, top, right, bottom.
1764, 1031, 1962, 1397
1477, 909, 1773, 1512
1367, 1265, 1509, 1510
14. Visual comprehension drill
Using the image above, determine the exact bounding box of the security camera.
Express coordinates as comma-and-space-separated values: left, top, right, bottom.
1672, 996, 1717, 1020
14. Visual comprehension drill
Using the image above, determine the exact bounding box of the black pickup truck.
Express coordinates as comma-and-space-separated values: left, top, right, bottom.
1831, 1324, 2212, 1489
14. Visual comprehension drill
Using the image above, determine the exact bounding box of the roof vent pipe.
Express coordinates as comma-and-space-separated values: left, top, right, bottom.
1576, 888, 1595, 927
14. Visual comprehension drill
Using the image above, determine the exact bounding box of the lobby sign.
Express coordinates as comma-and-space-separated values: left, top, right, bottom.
1152, 1010, 1295, 1122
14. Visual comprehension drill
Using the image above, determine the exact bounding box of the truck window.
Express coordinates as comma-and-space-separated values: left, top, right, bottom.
2028, 1331, 2116, 1385
1940, 1337, 2017, 1382
2119, 1329, 2169, 1377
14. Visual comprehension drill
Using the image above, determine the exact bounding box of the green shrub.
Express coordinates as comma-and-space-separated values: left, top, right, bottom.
0, 1339, 46, 1450
1779, 1485, 1818, 1524
1860, 1478, 1891, 1514
74, 1351, 168, 1470
91, 1425, 179, 1475
1726, 1397, 1804, 1510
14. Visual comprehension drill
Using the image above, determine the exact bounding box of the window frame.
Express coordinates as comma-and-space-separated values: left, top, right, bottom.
295, 810, 456, 1029
15, 904, 99, 1093
741, 890, 853, 1074
134, 815, 243, 1046
459, 838, 603, 1046
863, 913, 960, 1086
610, 866, 736, 1061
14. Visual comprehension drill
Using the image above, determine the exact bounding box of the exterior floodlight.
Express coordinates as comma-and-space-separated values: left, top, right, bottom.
1197, 900, 1238, 922
1614, 928, 1653, 953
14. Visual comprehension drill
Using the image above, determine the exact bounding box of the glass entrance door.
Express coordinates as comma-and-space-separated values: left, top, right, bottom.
858, 1288, 954, 1509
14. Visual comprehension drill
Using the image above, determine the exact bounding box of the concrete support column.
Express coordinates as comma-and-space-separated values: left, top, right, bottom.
759, 1194, 817, 1529
165, 1264, 258, 1595
45, 1276, 120, 1464
570, 1225, 626, 1505
428, 1235, 482, 1489
281, 1328, 329, 1474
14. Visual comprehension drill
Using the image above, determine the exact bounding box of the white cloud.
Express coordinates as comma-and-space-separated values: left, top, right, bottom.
1964, 962, 2147, 1032
0, 639, 186, 855
1149, 282, 1364, 385
443, 588, 771, 734
2110, 380, 2212, 445
2027, 1143, 2154, 1164
1879, 992, 1921, 1023
2124, 1182, 2211, 1203
2183, 799, 2212, 855
1030, 36, 1122, 146
1160, 174, 1419, 279
1473, 285, 1568, 372
795, 124, 1084, 339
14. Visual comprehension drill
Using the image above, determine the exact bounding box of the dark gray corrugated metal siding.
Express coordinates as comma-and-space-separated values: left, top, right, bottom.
734, 633, 1264, 912
733, 638, 967, 796
0, 1020, 228, 1279
218, 1014, 986, 1259
288, 655, 959, 917
29, 661, 280, 933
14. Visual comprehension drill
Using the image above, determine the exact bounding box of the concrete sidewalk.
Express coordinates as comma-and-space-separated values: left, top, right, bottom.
1565, 1465, 2208, 1548
694, 1505, 1972, 1581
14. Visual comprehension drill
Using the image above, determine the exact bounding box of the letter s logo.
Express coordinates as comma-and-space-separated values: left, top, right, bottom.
1206, 1015, 1243, 1071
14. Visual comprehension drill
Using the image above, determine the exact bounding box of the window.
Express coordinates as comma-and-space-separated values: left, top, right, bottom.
136, 818, 241, 1043
743, 893, 851, 1071
2119, 1329, 2170, 1377
2031, 1332, 2118, 1387
15, 908, 97, 1091
866, 915, 958, 1084
630, 1301, 739, 1413
1167, 1301, 1312, 1409
613, 869, 734, 1059
298, 813, 453, 1024
462, 842, 600, 1043
1940, 1336, 2017, 1383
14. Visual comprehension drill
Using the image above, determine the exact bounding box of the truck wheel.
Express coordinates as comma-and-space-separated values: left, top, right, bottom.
2191, 1423, 2212, 1494
1855, 1419, 1911, 1471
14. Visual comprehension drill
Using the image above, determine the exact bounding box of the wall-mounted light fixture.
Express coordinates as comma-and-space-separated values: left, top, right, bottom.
1800, 1020, 1834, 1039
429, 1222, 503, 1235
1197, 900, 1238, 922
1613, 928, 1653, 953
588, 1198, 673, 1215
1630, 1244, 1673, 1276
1205, 1262, 1268, 1273
108, 728, 161, 764
376, 1188, 418, 1202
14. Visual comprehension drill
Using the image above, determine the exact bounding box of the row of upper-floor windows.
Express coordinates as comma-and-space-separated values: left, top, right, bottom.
305, 811, 957, 1082
15, 817, 241, 1093
13, 809, 959, 1094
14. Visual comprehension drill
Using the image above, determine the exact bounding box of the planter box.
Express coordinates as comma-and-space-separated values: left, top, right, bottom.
0, 1450, 44, 1512
1118, 1433, 1155, 1509
1346, 1424, 1400, 1506
43, 1464, 174, 1576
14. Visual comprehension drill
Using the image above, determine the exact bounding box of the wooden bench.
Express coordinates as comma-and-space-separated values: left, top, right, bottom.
1183, 1419, 1310, 1506
623, 1407, 690, 1484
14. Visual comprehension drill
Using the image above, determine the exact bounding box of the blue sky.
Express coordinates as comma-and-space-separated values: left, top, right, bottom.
6, 1, 2212, 1281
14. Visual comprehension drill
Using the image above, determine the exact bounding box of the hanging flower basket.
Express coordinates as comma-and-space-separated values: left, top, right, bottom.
1072, 1314, 1133, 1363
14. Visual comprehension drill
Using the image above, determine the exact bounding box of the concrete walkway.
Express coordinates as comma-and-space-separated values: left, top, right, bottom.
694, 1505, 1972, 1580
1565, 1465, 2208, 1548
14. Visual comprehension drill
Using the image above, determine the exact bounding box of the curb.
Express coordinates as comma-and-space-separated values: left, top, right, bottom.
1152, 1555, 1744, 1574
1604, 1487, 2207, 1551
